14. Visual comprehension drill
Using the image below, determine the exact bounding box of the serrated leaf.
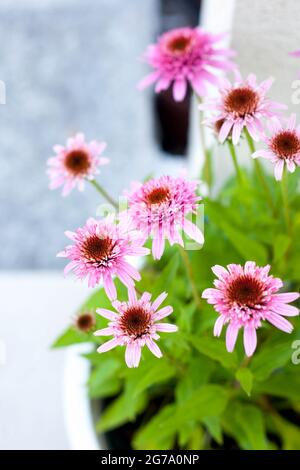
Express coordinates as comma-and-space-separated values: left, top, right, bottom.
236, 368, 253, 396
51, 326, 94, 348
132, 360, 176, 397
250, 339, 294, 381
222, 402, 268, 450
88, 357, 122, 399
202, 416, 223, 445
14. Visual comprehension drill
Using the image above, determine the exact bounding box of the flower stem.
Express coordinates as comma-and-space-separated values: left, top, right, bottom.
178, 246, 201, 311
227, 140, 243, 185
89, 179, 118, 209
196, 95, 213, 193
244, 128, 276, 214
280, 167, 291, 235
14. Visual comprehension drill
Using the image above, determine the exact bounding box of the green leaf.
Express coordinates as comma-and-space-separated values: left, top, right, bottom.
206, 201, 268, 264
133, 404, 177, 450
202, 416, 223, 445
132, 360, 177, 398
254, 373, 300, 401
270, 414, 300, 450
88, 357, 121, 399
151, 253, 179, 298
134, 385, 228, 449
250, 339, 295, 381
273, 234, 290, 263
96, 388, 147, 433
187, 335, 238, 370
222, 402, 268, 450
235, 368, 253, 396
51, 326, 94, 348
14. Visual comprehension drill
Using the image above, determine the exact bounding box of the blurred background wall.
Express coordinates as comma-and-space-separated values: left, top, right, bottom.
0, 0, 299, 270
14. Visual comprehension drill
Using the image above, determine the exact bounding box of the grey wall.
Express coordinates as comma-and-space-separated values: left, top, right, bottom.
0, 0, 165, 269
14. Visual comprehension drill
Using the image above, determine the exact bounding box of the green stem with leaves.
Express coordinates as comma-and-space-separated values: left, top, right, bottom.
227, 140, 243, 186
244, 128, 276, 214
89, 179, 118, 209
178, 246, 201, 312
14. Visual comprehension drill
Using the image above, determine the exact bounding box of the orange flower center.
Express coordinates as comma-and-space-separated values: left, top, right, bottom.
146, 187, 170, 205
81, 236, 114, 263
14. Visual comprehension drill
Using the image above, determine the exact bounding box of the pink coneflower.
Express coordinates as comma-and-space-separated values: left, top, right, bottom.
95, 288, 178, 368
123, 175, 204, 260
47, 133, 109, 196
252, 114, 300, 180
138, 27, 235, 102
201, 72, 285, 145
57, 217, 149, 300
202, 262, 299, 357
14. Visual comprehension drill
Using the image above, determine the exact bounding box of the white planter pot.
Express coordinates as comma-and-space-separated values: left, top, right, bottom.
63, 344, 104, 450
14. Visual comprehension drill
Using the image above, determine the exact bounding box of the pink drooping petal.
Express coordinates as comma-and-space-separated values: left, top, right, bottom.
272, 292, 300, 303
270, 304, 299, 317
152, 292, 168, 311
146, 338, 162, 358
137, 71, 161, 90
243, 327, 257, 356
152, 232, 165, 260
94, 327, 115, 336
97, 338, 120, 353
96, 308, 118, 321
232, 121, 243, 145
125, 343, 142, 368
219, 120, 233, 143
173, 79, 187, 102
213, 315, 226, 337
155, 323, 178, 332
103, 276, 117, 300
226, 324, 239, 352
266, 312, 294, 333
154, 306, 174, 321
183, 219, 204, 244
274, 160, 284, 181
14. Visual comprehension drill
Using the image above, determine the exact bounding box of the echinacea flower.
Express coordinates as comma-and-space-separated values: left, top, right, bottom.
201, 72, 285, 145
202, 261, 299, 357
47, 133, 109, 196
252, 114, 300, 180
138, 27, 235, 102
123, 175, 204, 260
57, 217, 149, 300
95, 288, 178, 368
74, 310, 96, 333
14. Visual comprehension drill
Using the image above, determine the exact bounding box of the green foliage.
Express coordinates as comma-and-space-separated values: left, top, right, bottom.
54, 138, 300, 450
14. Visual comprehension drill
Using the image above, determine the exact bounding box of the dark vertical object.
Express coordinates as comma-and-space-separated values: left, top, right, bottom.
154, 0, 201, 156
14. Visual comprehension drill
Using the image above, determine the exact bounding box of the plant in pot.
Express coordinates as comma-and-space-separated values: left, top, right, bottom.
50, 26, 300, 450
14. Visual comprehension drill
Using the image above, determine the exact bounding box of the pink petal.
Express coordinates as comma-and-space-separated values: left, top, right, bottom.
183, 219, 204, 244
214, 315, 226, 337
152, 292, 168, 311
154, 306, 173, 321
232, 122, 243, 145
212, 265, 229, 280
63, 261, 77, 275
272, 292, 300, 303
94, 327, 114, 337
173, 79, 187, 102
243, 327, 257, 357
274, 160, 284, 181
155, 323, 178, 332
266, 312, 294, 333
146, 338, 162, 358
96, 308, 118, 321
226, 324, 239, 352
103, 276, 117, 300
252, 149, 274, 160
97, 337, 120, 353
270, 304, 299, 317
219, 120, 233, 143
137, 71, 160, 90
152, 233, 165, 260
125, 342, 141, 368
128, 287, 137, 304
287, 160, 296, 173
